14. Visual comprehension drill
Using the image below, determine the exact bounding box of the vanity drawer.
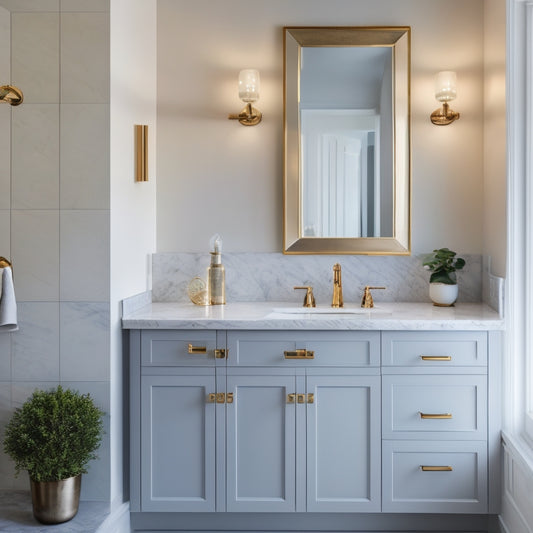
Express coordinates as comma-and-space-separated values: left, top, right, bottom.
227, 330, 380, 367
382, 440, 488, 514
141, 330, 218, 366
382, 331, 487, 368
382, 375, 487, 440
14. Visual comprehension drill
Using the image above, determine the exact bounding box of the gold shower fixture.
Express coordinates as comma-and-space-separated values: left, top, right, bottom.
0, 85, 23, 106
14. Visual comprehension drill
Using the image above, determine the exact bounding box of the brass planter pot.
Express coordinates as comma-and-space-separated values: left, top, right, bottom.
30, 474, 81, 524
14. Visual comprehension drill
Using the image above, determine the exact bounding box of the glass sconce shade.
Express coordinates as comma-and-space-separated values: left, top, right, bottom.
238, 69, 260, 103
434, 71, 457, 102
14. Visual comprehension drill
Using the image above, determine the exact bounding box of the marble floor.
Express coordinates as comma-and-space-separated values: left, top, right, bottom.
0, 490, 110, 532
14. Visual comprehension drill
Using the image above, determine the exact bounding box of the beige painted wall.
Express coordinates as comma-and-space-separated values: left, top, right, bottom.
483, 0, 506, 277
157, 0, 485, 256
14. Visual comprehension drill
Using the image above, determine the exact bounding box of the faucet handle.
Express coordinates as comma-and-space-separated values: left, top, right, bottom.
361, 286, 386, 308
294, 286, 316, 308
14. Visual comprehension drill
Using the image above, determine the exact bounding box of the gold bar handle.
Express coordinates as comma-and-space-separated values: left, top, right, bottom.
226, 393, 234, 404
297, 394, 305, 404
214, 349, 227, 359
307, 393, 314, 404
188, 344, 207, 354
287, 394, 295, 404
207, 393, 216, 403
284, 349, 315, 360
420, 355, 452, 361
419, 412, 452, 419
421, 465, 453, 472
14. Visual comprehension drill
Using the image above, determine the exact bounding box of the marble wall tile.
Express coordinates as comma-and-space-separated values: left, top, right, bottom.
0, 1, 59, 12
12, 13, 59, 104
11, 210, 59, 302
12, 104, 59, 209
0, 107, 11, 210
60, 12, 109, 104
60, 302, 110, 381
0, 334, 11, 380
12, 302, 59, 382
152, 252, 483, 305
60, 104, 109, 209
59, 210, 110, 301
60, 0, 109, 12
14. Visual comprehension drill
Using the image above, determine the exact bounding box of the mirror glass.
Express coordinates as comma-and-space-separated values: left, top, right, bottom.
283, 27, 411, 254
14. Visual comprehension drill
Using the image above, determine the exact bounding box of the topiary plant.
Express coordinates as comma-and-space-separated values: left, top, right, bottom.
423, 247, 466, 285
3, 385, 104, 482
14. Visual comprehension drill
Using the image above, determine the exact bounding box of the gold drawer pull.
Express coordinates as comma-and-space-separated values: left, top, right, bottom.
297, 393, 306, 404
420, 355, 452, 361
284, 349, 315, 360
419, 412, 452, 419
226, 393, 234, 404
207, 393, 216, 403
214, 349, 227, 359
287, 393, 295, 404
307, 393, 314, 404
188, 344, 207, 354
421, 465, 453, 472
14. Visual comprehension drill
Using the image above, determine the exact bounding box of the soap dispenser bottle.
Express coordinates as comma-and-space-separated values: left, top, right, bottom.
207, 234, 225, 305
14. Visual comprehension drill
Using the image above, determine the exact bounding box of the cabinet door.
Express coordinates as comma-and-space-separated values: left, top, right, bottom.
141, 374, 216, 512
306, 375, 381, 512
226, 374, 296, 512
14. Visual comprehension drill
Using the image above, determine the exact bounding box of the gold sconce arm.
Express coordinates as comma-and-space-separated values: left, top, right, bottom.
430, 102, 460, 125
228, 103, 262, 126
0, 85, 23, 106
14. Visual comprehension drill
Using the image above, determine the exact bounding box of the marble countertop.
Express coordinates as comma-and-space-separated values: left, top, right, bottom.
122, 301, 504, 331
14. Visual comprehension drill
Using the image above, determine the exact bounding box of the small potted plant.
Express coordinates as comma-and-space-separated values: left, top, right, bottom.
423, 247, 466, 306
3, 385, 104, 524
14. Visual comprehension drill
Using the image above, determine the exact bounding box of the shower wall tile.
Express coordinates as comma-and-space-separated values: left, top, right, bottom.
11, 210, 59, 301
0, 107, 11, 209
12, 13, 59, 104
12, 302, 59, 382
12, 104, 59, 209
0, 334, 11, 381
60, 210, 110, 301
60, 12, 109, 104
0, 1, 59, 12
60, 104, 110, 209
0, 210, 10, 259
0, 382, 14, 490
60, 302, 110, 381
61, 0, 109, 12
0, 8, 9, 84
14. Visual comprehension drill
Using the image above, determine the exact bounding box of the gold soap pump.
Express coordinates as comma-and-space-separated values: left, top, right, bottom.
207, 234, 225, 305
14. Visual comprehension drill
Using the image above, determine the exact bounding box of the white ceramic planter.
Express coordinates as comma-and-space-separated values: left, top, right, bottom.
429, 282, 458, 306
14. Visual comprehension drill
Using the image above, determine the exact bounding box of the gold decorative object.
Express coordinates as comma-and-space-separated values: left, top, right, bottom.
228, 69, 262, 126
187, 277, 208, 305
0, 256, 12, 269
430, 71, 460, 125
0, 85, 23, 106
135, 124, 148, 181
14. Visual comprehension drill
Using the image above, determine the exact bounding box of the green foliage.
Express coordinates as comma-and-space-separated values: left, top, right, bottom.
3, 386, 104, 482
422, 247, 466, 285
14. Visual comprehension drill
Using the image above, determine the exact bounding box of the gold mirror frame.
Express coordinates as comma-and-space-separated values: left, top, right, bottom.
283, 26, 411, 255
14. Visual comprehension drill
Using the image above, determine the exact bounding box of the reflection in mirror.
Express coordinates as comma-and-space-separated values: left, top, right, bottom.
283, 27, 411, 254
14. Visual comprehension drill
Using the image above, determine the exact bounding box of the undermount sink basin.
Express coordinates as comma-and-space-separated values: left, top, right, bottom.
271, 306, 376, 315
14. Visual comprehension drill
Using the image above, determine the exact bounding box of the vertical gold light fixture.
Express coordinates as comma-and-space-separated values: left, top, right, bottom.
135, 125, 148, 181
228, 69, 262, 126
430, 71, 460, 125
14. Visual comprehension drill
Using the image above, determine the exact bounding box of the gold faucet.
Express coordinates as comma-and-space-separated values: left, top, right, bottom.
331, 263, 343, 308
294, 286, 316, 307
361, 286, 386, 308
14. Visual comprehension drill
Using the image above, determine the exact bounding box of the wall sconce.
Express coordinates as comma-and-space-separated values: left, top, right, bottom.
228, 69, 262, 126
0, 85, 23, 106
430, 71, 460, 125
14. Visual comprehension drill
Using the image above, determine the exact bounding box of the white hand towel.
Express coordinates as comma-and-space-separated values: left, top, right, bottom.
0, 266, 18, 332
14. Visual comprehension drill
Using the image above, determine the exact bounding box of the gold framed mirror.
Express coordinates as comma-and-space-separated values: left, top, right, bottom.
283, 27, 411, 255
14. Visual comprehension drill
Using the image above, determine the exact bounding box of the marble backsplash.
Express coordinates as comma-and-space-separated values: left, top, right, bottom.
152, 252, 483, 306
